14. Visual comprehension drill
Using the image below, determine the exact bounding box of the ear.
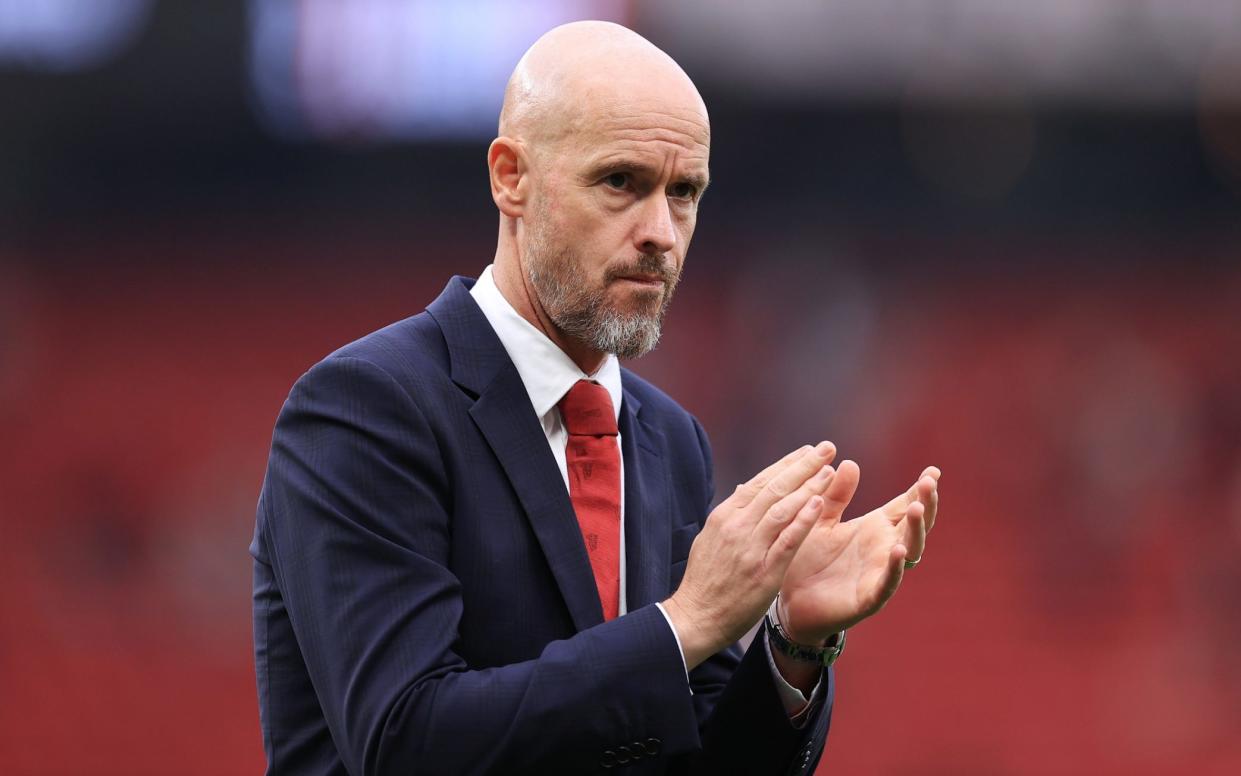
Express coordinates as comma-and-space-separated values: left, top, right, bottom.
488, 136, 529, 218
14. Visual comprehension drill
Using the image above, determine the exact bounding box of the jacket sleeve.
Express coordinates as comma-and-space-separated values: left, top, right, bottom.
255, 355, 702, 775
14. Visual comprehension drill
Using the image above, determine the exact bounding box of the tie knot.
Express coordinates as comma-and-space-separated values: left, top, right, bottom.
558, 380, 618, 437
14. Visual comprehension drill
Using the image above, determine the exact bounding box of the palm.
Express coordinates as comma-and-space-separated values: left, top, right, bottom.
779, 460, 939, 644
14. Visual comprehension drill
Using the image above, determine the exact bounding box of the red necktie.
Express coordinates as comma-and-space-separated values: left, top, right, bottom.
558, 380, 621, 621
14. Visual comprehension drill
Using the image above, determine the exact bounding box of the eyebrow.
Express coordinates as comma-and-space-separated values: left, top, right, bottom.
584, 159, 711, 193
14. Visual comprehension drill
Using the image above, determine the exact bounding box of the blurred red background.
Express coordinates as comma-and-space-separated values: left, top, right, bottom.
2, 2, 1240, 774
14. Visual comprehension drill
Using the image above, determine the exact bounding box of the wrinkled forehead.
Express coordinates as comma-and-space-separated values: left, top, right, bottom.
593, 96, 709, 145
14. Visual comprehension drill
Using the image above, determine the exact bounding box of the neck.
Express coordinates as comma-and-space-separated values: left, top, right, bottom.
492, 223, 608, 375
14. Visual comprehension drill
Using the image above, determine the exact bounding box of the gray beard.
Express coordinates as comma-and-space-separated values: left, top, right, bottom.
526, 242, 675, 360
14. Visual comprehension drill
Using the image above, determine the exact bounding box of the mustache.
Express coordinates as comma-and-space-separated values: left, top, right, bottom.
605, 254, 678, 285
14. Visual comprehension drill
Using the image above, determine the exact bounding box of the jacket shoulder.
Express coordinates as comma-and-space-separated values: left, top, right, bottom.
322, 312, 448, 378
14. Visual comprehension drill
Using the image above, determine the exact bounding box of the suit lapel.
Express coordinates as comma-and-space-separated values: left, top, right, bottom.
619, 383, 672, 612
470, 372, 605, 631
428, 277, 604, 632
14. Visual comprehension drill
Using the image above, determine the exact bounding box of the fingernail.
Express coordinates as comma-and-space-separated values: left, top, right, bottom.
814, 441, 833, 458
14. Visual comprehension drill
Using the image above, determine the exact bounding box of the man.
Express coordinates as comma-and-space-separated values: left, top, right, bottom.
251, 21, 940, 776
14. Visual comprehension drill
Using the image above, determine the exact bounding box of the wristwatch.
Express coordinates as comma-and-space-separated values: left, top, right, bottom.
764, 602, 846, 667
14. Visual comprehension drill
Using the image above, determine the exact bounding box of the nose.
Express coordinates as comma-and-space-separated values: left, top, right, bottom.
633, 194, 678, 256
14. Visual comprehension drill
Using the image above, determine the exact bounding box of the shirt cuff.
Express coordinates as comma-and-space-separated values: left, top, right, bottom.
763, 627, 825, 726
654, 601, 692, 694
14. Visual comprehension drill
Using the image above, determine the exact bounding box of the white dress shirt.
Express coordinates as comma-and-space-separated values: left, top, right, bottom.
469, 265, 818, 718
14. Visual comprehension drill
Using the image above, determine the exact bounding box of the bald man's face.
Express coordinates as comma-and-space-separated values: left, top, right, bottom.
522, 88, 710, 359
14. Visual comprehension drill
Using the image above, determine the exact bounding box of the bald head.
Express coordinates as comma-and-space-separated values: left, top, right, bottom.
499, 21, 709, 149
487, 22, 710, 370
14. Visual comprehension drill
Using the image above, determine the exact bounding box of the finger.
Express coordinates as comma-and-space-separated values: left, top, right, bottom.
748, 441, 835, 518
866, 543, 907, 616
731, 444, 816, 508
764, 494, 823, 572
888, 469, 939, 526
902, 499, 927, 563
919, 473, 940, 534
817, 459, 860, 529
899, 473, 938, 532
756, 446, 812, 483
753, 464, 835, 545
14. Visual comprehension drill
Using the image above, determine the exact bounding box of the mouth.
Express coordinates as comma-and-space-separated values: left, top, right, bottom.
613, 275, 666, 288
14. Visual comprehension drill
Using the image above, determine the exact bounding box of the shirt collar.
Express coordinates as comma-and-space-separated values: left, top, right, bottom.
469, 265, 623, 422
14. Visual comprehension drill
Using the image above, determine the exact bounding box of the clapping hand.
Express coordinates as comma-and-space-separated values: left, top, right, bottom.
662, 443, 837, 669
777, 444, 941, 647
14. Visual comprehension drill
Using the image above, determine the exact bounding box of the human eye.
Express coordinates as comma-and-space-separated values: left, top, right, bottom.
603, 172, 629, 189
669, 181, 699, 200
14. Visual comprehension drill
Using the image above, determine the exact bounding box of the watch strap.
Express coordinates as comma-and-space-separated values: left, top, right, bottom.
764, 605, 845, 667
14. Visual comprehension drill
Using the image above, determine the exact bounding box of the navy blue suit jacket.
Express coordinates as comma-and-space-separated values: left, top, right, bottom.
251, 277, 833, 775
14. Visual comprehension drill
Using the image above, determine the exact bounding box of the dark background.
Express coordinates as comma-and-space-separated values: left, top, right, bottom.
2, 2, 1239, 773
